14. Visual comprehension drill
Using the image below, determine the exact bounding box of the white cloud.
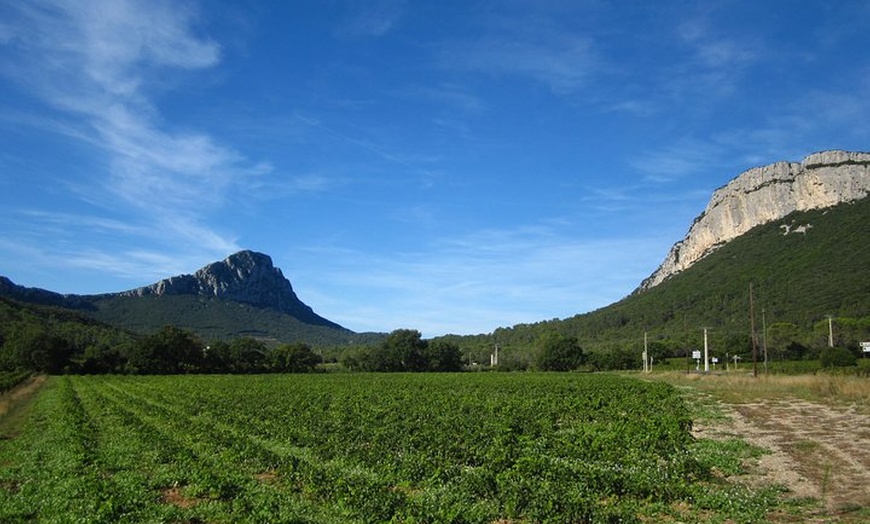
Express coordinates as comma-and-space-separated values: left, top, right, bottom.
0, 0, 256, 266
630, 138, 730, 183
297, 225, 669, 337
439, 34, 597, 94
338, 0, 405, 37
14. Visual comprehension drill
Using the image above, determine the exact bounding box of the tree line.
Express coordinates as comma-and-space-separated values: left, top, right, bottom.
0, 297, 323, 374
3, 296, 863, 377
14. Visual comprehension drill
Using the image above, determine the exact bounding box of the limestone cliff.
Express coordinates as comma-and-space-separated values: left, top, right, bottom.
122, 250, 342, 328
638, 150, 870, 291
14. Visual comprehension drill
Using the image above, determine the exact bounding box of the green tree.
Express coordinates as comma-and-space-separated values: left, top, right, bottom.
128, 325, 203, 374
422, 340, 463, 371
271, 342, 321, 373
536, 333, 585, 371
76, 341, 126, 374
383, 329, 428, 371
203, 340, 231, 372
767, 322, 802, 361
228, 337, 268, 373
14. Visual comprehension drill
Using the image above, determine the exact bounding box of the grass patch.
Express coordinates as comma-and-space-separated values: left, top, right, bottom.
644, 372, 870, 412
692, 438, 766, 477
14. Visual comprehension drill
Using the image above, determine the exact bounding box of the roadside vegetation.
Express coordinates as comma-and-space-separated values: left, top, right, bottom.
648, 370, 870, 411
646, 371, 870, 522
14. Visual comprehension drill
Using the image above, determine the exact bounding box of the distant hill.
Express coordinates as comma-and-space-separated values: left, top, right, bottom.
440, 154, 870, 364
640, 150, 870, 290
561, 197, 870, 346
0, 251, 384, 346
0, 294, 136, 373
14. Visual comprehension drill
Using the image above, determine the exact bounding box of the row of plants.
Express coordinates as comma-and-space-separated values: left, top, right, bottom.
0, 373, 783, 523
0, 371, 29, 394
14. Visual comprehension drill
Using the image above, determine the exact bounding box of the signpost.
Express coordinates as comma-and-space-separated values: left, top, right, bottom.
692, 350, 701, 371
861, 341, 870, 356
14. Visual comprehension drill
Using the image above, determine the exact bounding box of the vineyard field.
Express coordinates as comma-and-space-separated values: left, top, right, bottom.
0, 373, 779, 523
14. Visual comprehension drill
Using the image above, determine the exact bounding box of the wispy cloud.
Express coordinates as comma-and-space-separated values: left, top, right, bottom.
298, 224, 669, 337
336, 0, 405, 37
399, 83, 485, 114
438, 34, 597, 94
0, 0, 264, 270
629, 138, 731, 183
663, 13, 761, 99
0, 207, 237, 287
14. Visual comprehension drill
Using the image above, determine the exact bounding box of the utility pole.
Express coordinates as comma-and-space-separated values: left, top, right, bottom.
827, 315, 834, 347
643, 332, 649, 373
762, 307, 769, 375
750, 283, 758, 378
703, 327, 710, 373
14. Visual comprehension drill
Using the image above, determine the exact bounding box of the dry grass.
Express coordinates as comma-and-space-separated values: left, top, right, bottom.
647, 370, 870, 522
0, 376, 48, 440
648, 372, 870, 412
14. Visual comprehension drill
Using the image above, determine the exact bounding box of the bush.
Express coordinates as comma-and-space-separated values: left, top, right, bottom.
535, 333, 585, 371
819, 347, 856, 368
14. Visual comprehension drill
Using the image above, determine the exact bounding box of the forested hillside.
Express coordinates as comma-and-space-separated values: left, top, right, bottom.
442, 198, 870, 368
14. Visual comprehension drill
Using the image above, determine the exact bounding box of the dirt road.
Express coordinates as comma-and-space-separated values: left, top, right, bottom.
694, 397, 870, 521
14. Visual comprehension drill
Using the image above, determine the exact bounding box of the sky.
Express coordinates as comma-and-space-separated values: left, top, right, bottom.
1, 1, 868, 338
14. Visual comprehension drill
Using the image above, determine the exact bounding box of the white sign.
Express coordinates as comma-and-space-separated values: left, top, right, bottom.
862, 341, 870, 352
712, 357, 719, 363
692, 350, 702, 359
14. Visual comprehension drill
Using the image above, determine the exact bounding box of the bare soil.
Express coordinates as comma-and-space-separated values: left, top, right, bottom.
160, 486, 201, 509
0, 375, 47, 440
0, 375, 46, 418
693, 397, 870, 522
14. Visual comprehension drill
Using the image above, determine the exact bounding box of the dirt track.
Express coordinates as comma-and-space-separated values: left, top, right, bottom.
694, 397, 870, 520
0, 375, 46, 419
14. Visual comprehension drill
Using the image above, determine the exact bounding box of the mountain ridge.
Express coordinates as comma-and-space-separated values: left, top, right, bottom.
116, 250, 341, 329
0, 250, 359, 344
639, 150, 870, 291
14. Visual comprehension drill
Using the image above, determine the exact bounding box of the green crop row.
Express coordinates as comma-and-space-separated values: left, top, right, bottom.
0, 371, 30, 394
0, 373, 781, 523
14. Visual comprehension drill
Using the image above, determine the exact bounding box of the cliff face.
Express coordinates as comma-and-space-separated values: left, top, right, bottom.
639, 150, 870, 291
122, 250, 342, 328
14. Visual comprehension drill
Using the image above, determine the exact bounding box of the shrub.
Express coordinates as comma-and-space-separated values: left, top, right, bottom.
819, 347, 856, 368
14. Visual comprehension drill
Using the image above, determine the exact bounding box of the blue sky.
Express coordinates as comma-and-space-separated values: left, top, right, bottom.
1, 1, 868, 337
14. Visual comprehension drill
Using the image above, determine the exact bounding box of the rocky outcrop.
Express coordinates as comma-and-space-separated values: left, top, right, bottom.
638, 150, 870, 291
122, 250, 343, 328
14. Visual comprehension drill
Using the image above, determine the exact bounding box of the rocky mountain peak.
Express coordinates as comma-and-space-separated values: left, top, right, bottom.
123, 250, 341, 328
194, 250, 286, 300
638, 150, 870, 291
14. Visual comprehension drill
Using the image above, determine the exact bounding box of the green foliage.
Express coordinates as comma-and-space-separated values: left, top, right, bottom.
422, 339, 464, 372
0, 295, 331, 375
819, 346, 857, 368
127, 325, 204, 374
1, 373, 754, 523
226, 337, 268, 372
0, 296, 135, 374
765, 359, 822, 374
0, 371, 30, 393
270, 342, 322, 373
440, 199, 870, 368
342, 329, 463, 372
86, 294, 384, 347
535, 333, 585, 371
